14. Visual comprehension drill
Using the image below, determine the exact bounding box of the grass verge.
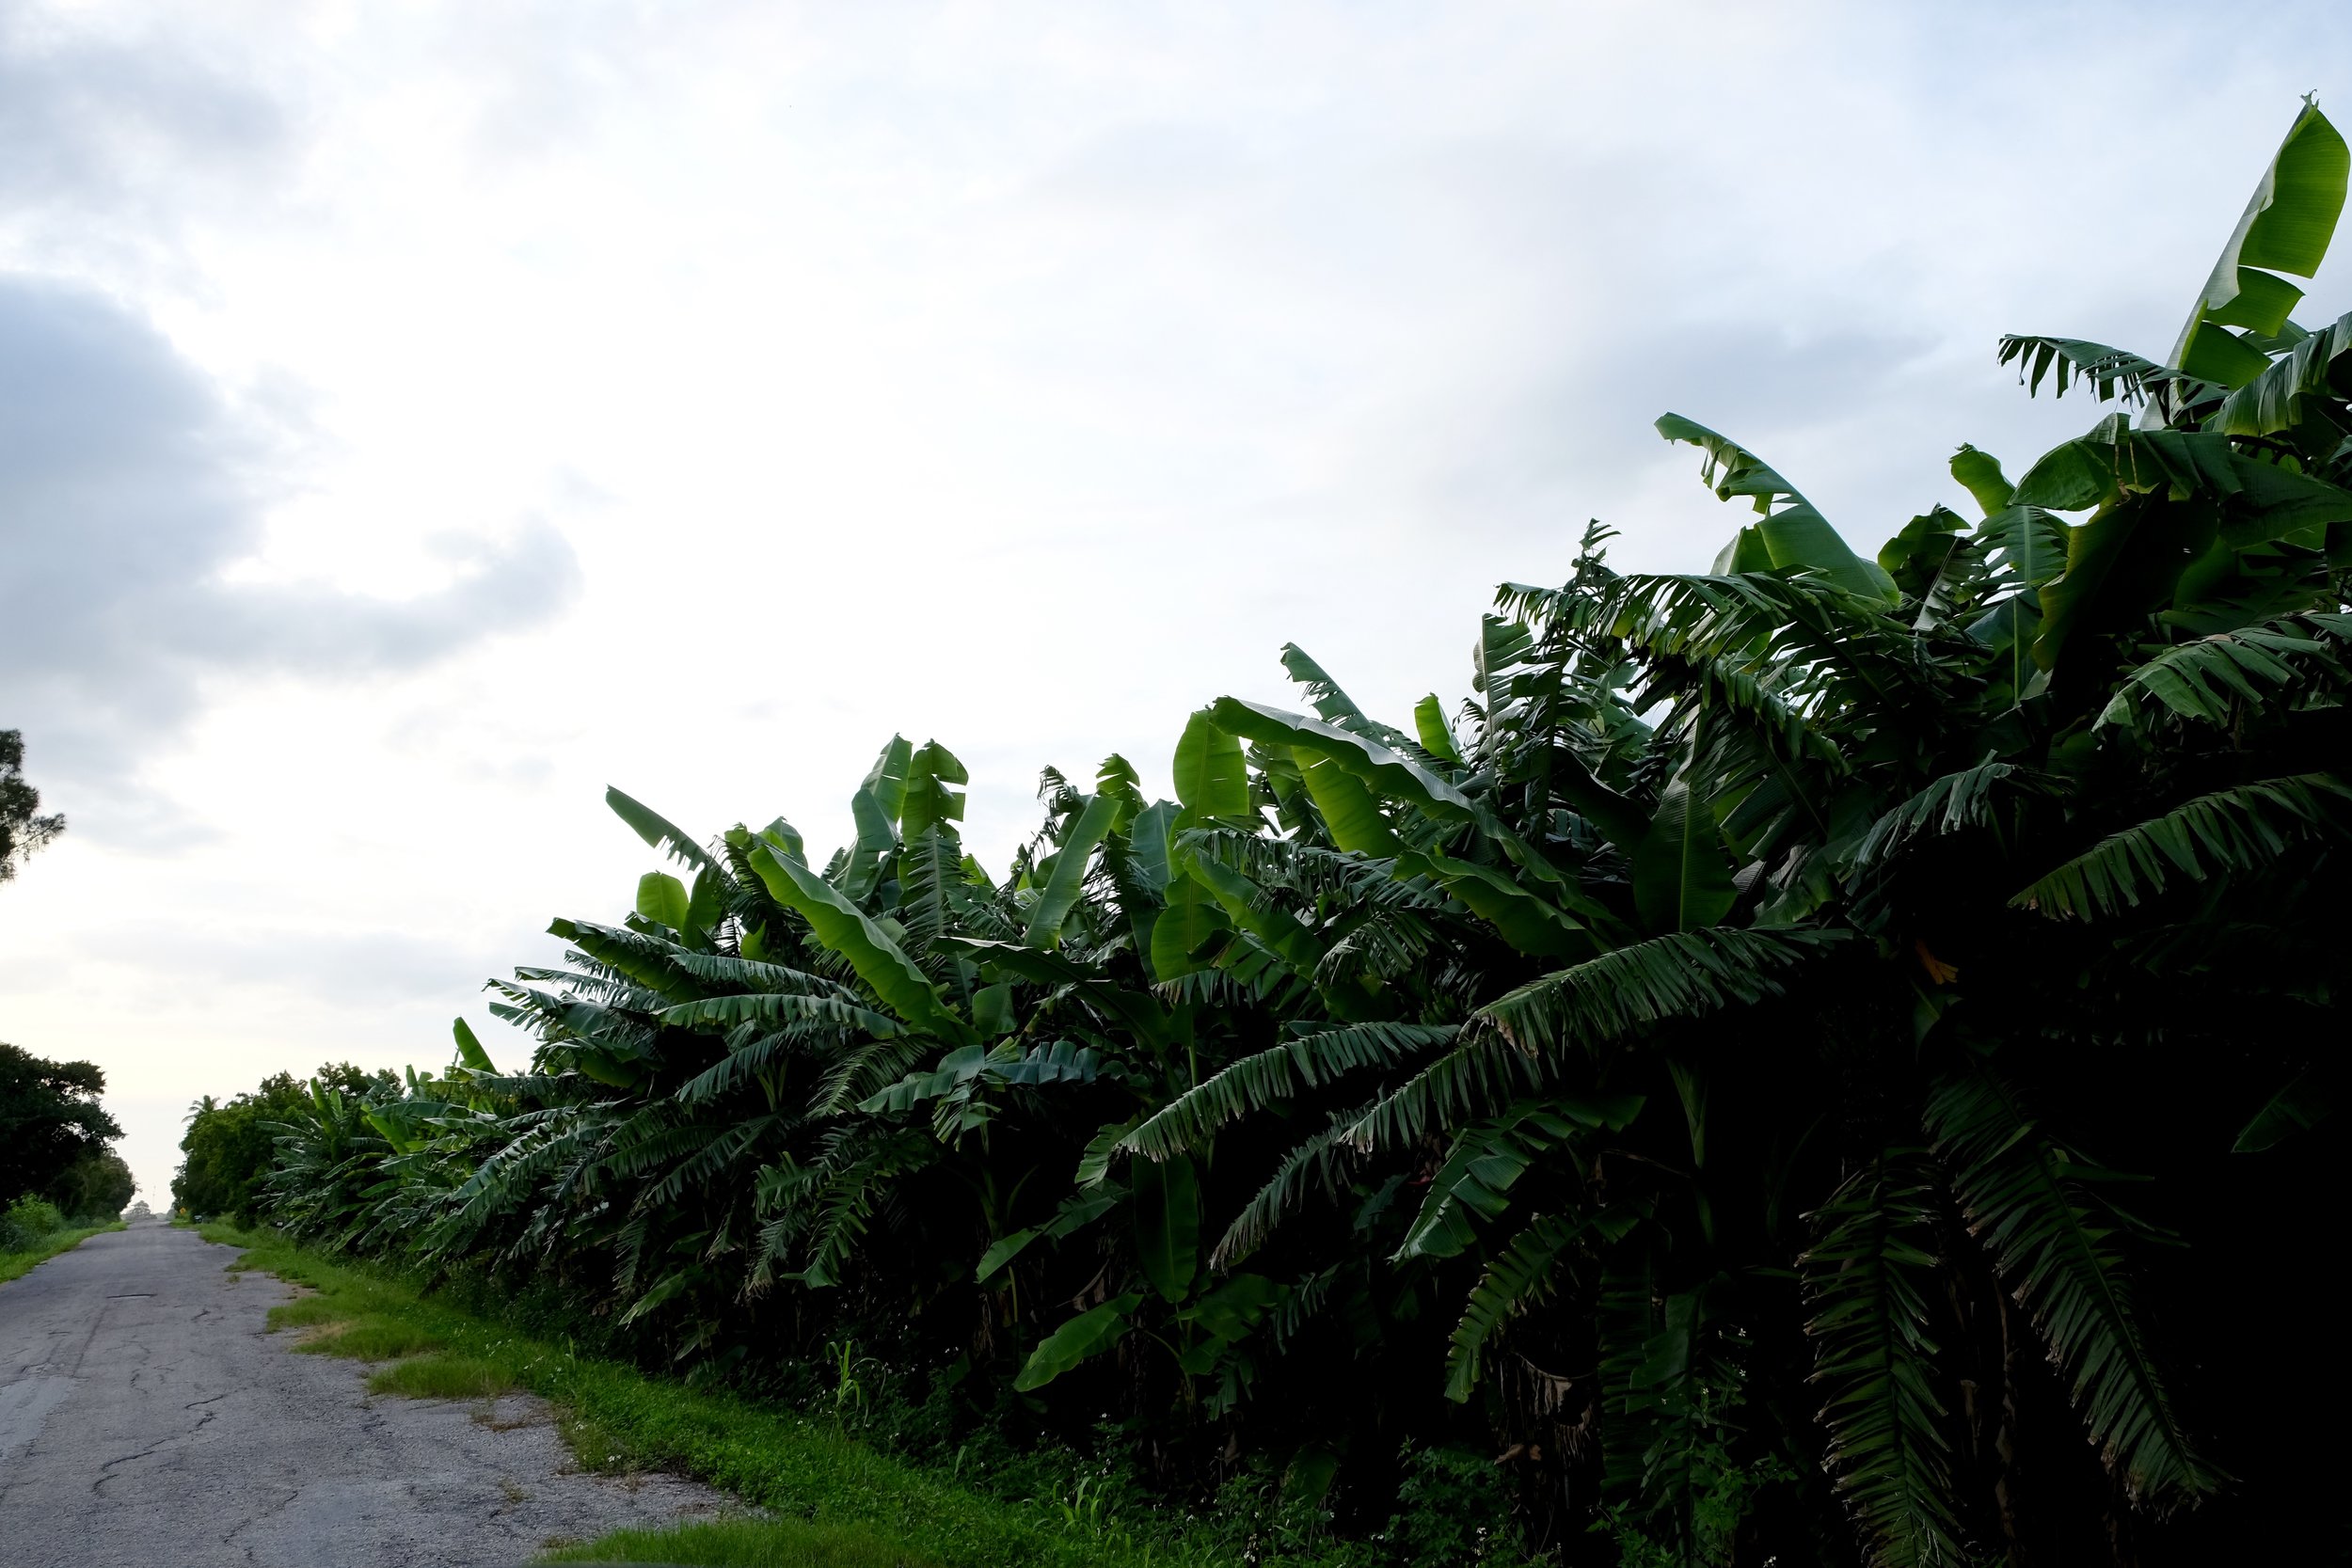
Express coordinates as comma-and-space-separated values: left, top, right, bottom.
0, 1222, 125, 1286
543, 1518, 935, 1567
200, 1223, 1232, 1568
367, 1351, 518, 1399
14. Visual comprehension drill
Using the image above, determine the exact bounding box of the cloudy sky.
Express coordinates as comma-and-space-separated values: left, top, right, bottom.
4, 0, 2347, 1203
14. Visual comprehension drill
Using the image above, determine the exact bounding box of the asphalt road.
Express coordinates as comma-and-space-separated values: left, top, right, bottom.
0, 1218, 726, 1567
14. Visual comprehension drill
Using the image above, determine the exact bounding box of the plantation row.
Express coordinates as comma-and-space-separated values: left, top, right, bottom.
200, 105, 2352, 1565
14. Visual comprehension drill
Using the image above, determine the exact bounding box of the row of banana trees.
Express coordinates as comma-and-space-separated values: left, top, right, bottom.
249, 103, 2350, 1566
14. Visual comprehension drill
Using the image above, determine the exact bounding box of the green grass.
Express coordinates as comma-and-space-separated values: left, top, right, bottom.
0, 1222, 124, 1285
292, 1314, 446, 1360
367, 1351, 517, 1399
543, 1518, 936, 1567
200, 1224, 1241, 1568
264, 1292, 352, 1329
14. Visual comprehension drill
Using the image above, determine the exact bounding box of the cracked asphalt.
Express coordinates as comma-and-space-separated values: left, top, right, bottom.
0, 1218, 730, 1566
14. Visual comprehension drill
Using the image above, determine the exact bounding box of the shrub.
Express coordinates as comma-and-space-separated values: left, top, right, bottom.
0, 1194, 67, 1251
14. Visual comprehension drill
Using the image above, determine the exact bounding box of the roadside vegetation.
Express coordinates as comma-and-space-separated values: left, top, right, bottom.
174, 1063, 393, 1222
189, 103, 2352, 1566
1, 1196, 124, 1285
202, 1222, 1415, 1568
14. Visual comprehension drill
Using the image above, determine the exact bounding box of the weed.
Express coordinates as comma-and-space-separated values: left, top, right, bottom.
826, 1338, 877, 1422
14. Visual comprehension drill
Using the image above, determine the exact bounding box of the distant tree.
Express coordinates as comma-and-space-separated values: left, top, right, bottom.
0, 1042, 121, 1202
49, 1149, 135, 1221
0, 730, 66, 882
174, 1063, 391, 1223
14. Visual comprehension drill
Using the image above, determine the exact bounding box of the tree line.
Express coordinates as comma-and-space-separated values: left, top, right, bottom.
1, 1041, 135, 1231
196, 103, 2351, 1566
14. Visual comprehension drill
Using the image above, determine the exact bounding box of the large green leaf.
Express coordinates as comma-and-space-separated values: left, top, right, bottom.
605, 785, 709, 869
748, 842, 975, 1043
842, 735, 912, 899
1181, 1271, 1284, 1342
1475, 613, 1535, 712
1927, 1069, 2218, 1504
1013, 1293, 1143, 1391
2170, 101, 2349, 388
2012, 773, 2352, 918
1133, 1153, 1200, 1303
659, 991, 903, 1037
2094, 620, 2329, 730
635, 870, 691, 931
1278, 643, 1364, 726
1948, 443, 2015, 517
862, 734, 914, 822
1208, 698, 1473, 822
1481, 927, 1841, 1055
938, 936, 1172, 1046
1412, 694, 1462, 762
2026, 505, 2136, 674
1392, 1102, 1583, 1262
1656, 414, 1899, 602
1024, 792, 1120, 947
935, 935, 1104, 987
899, 741, 968, 843
1184, 849, 1322, 974
1447, 1210, 1638, 1402
1147, 866, 1232, 980
684, 863, 727, 937
840, 740, 906, 900
1173, 708, 1250, 818
1293, 749, 1401, 856
1875, 505, 1969, 617
1123, 1021, 1457, 1159
2010, 417, 2352, 670
2217, 309, 2352, 435
1801, 1152, 1964, 1568
976, 1190, 1125, 1283
1632, 779, 1737, 933
1125, 799, 1180, 895
1994, 336, 2194, 411
451, 1017, 495, 1074
1550, 753, 1651, 854
2232, 1069, 2332, 1153
1400, 847, 1592, 958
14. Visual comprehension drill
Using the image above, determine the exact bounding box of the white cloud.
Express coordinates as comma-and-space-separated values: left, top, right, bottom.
0, 276, 582, 845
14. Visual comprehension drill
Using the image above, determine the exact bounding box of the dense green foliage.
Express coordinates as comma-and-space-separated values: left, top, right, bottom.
174, 1064, 391, 1223
1, 1039, 130, 1218
0, 727, 66, 882
229, 104, 2349, 1565
0, 1194, 68, 1254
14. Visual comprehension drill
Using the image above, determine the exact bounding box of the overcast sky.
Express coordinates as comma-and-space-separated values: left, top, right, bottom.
4, 0, 2347, 1204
